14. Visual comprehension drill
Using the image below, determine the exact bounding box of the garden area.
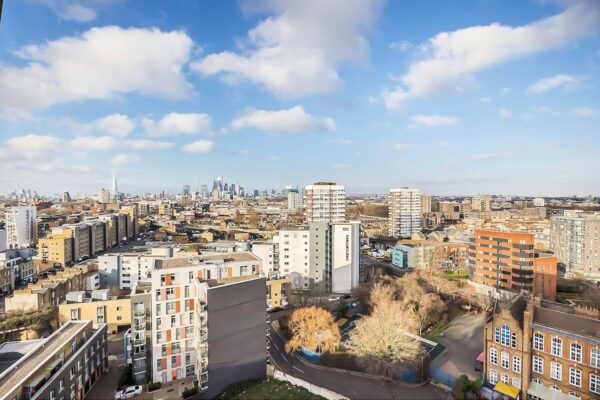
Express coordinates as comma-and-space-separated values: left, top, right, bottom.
277, 267, 481, 382
218, 378, 326, 400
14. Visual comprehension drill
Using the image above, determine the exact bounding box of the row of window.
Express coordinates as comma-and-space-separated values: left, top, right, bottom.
533, 332, 600, 367
532, 356, 599, 392
489, 348, 521, 373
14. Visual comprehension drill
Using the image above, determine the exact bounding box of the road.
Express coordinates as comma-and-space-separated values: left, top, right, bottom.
268, 311, 446, 400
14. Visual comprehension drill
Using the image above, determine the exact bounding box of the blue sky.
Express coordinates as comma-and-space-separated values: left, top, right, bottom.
0, 0, 599, 196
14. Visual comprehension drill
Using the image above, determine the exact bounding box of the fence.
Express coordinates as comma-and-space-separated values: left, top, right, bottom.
429, 367, 456, 388
273, 369, 348, 400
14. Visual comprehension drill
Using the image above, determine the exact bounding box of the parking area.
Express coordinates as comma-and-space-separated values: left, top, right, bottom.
429, 312, 487, 381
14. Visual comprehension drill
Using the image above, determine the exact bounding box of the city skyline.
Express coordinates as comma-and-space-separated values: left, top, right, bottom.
0, 0, 599, 195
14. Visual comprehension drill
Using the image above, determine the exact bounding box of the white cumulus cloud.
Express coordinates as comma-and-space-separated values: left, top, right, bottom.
191, 0, 384, 98
182, 140, 214, 154
527, 74, 577, 94
410, 114, 460, 127
382, 1, 600, 109
231, 106, 336, 133
93, 114, 135, 137
570, 107, 596, 117
126, 139, 174, 151
0, 26, 193, 113
143, 113, 213, 137
110, 153, 141, 166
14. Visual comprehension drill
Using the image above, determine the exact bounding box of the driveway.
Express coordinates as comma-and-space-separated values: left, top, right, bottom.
429, 312, 487, 381
87, 334, 127, 400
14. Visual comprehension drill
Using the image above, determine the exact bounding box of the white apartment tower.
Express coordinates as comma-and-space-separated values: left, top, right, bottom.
5, 205, 36, 249
389, 188, 421, 239
304, 182, 345, 223
287, 191, 303, 212
278, 221, 360, 293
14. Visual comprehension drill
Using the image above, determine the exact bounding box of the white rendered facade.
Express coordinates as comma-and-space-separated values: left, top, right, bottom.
5, 206, 36, 249
251, 242, 279, 275
532, 197, 545, 207
304, 182, 346, 223
277, 222, 360, 293
389, 188, 421, 239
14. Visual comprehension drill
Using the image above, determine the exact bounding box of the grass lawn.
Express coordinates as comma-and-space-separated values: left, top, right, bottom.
444, 271, 468, 280
218, 378, 326, 400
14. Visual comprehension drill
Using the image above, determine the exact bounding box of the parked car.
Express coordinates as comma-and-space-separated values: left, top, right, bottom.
115, 386, 142, 399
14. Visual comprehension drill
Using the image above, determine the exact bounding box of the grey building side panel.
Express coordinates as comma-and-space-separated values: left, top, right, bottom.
201, 278, 266, 398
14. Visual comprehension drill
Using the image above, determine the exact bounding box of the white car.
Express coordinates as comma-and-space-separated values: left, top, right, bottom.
115, 385, 142, 399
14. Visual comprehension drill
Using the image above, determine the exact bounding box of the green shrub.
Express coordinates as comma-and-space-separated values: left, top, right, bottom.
148, 382, 161, 392
181, 382, 198, 399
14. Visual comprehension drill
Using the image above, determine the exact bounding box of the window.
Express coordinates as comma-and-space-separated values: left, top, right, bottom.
511, 377, 521, 389
551, 338, 563, 357
50, 389, 55, 400
569, 368, 581, 388
533, 356, 544, 374
568, 392, 581, 399
550, 385, 560, 392
489, 348, 498, 365
489, 370, 498, 384
500, 325, 511, 346
501, 352, 509, 369
570, 343, 582, 362
511, 332, 517, 348
156, 359, 162, 371
550, 361, 562, 381
591, 373, 600, 394
513, 355, 521, 373
501, 374, 509, 384
591, 349, 600, 368
533, 332, 544, 351
494, 327, 500, 343
59, 379, 65, 392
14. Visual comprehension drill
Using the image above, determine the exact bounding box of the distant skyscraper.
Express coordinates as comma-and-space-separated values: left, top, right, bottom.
304, 182, 346, 223
388, 187, 420, 239
111, 174, 119, 203
182, 185, 191, 195
62, 191, 72, 203
200, 184, 209, 197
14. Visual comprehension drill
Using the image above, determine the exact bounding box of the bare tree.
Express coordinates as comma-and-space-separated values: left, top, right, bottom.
285, 307, 340, 354
348, 284, 422, 379
417, 293, 445, 335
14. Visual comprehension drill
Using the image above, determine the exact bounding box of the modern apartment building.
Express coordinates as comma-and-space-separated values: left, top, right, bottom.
5, 206, 36, 249
304, 182, 346, 223
420, 194, 432, 214
472, 195, 492, 212
483, 294, 600, 400
468, 229, 557, 301
550, 214, 600, 280
58, 290, 132, 333
278, 221, 360, 293
0, 320, 108, 400
391, 241, 468, 270
389, 187, 421, 239
0, 248, 34, 288
37, 235, 73, 268
126, 281, 152, 384
149, 260, 267, 398
251, 241, 279, 275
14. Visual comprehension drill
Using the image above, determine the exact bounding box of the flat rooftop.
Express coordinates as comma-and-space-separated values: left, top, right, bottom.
0, 322, 87, 395
0, 340, 44, 375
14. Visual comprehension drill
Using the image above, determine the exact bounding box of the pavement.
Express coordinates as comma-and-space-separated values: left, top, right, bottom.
429, 312, 487, 381
268, 311, 446, 400
86, 334, 127, 400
